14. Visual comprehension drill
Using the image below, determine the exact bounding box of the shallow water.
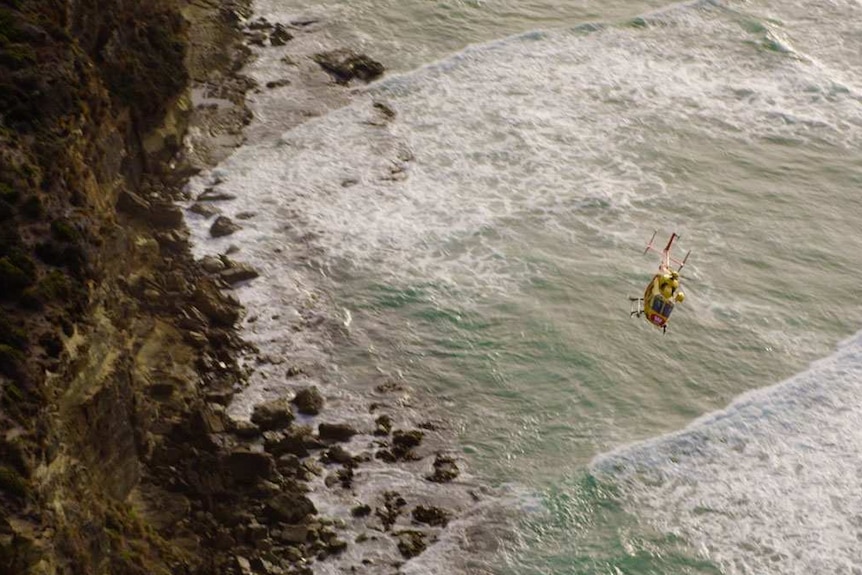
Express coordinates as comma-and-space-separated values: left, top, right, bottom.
186, 0, 862, 572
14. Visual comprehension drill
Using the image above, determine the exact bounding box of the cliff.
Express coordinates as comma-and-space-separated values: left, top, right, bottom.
0, 0, 252, 572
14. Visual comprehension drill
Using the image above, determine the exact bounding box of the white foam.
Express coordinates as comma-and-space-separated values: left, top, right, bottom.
593, 330, 862, 574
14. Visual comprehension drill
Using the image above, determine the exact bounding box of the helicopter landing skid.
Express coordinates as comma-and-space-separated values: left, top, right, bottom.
629, 297, 643, 318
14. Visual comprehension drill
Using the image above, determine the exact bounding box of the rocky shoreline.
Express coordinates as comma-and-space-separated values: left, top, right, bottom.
1, 1, 482, 574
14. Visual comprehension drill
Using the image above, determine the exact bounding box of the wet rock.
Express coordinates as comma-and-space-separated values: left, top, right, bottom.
395, 530, 428, 558
351, 504, 371, 518
251, 397, 295, 431
270, 24, 293, 46
198, 188, 238, 201
376, 491, 406, 531
426, 453, 459, 483
322, 445, 354, 466
189, 202, 222, 218
312, 49, 385, 85
264, 426, 322, 457
392, 429, 423, 455
230, 418, 261, 439
327, 537, 348, 555
210, 216, 241, 238
264, 492, 317, 524
318, 422, 357, 442
412, 505, 450, 527
192, 285, 240, 327
218, 262, 259, 285
373, 414, 392, 436
200, 255, 227, 273
292, 386, 323, 415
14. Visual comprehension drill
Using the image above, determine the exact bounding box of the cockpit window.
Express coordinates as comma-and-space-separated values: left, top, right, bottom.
652, 295, 664, 313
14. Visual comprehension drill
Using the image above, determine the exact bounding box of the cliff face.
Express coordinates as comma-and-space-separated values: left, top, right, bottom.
0, 1, 247, 573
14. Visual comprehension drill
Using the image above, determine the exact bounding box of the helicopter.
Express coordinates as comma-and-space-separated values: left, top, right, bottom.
629, 231, 690, 333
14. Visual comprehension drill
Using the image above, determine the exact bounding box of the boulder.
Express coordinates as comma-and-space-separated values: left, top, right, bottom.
223, 450, 275, 484
264, 492, 317, 524
292, 386, 323, 415
426, 453, 459, 483
210, 216, 241, 238
251, 397, 295, 431
312, 49, 384, 84
318, 422, 357, 442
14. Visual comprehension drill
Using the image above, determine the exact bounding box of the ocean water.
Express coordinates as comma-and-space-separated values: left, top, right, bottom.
185, 0, 862, 572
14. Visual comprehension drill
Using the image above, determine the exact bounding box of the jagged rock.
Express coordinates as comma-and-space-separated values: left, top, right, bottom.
264, 492, 317, 524
275, 524, 309, 544
376, 491, 406, 531
218, 262, 259, 285
351, 504, 371, 517
392, 429, 423, 451
117, 188, 151, 216
189, 202, 222, 218
395, 530, 428, 558
198, 188, 237, 201
322, 445, 354, 466
292, 386, 323, 415
210, 216, 241, 238
318, 422, 357, 442
264, 426, 323, 457
312, 49, 385, 84
192, 285, 240, 326
270, 24, 293, 46
412, 505, 450, 527
224, 449, 275, 484
373, 414, 392, 436
426, 453, 459, 483
251, 397, 295, 431
149, 200, 184, 228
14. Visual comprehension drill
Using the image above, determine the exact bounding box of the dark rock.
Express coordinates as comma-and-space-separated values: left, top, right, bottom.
210, 216, 241, 238
327, 537, 348, 555
251, 397, 295, 431
192, 286, 240, 327
218, 262, 259, 285
189, 202, 222, 218
351, 504, 371, 517
230, 419, 261, 439
117, 189, 151, 216
412, 505, 450, 527
373, 414, 392, 436
395, 530, 428, 559
376, 491, 406, 531
318, 422, 357, 442
200, 255, 227, 273
292, 386, 323, 415
264, 492, 317, 524
264, 426, 322, 457
270, 24, 293, 46
322, 445, 354, 466
149, 200, 184, 228
223, 449, 275, 484
392, 429, 423, 451
312, 49, 385, 85
275, 524, 309, 544
198, 188, 237, 201
426, 453, 459, 483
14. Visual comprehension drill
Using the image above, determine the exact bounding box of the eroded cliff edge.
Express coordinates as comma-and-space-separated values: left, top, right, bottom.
0, 0, 255, 572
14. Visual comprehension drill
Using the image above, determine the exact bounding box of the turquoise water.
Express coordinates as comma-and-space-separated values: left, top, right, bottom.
189, 0, 862, 572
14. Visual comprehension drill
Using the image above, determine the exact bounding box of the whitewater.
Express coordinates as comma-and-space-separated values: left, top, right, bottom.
184, 0, 862, 572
